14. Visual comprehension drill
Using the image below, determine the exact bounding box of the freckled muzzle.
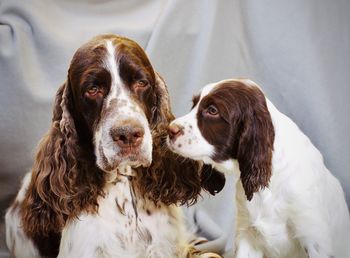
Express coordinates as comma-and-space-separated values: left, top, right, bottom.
166, 108, 216, 161
95, 105, 153, 172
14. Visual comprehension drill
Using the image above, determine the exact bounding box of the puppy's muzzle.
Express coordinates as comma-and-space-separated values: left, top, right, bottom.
167, 124, 184, 141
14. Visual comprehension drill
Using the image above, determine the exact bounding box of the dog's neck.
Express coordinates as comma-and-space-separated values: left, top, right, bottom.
106, 165, 137, 183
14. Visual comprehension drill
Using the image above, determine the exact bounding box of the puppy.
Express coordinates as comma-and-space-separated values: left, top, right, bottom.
167, 78, 350, 258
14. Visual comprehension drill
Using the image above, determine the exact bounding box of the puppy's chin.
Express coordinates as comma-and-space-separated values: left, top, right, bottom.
166, 136, 209, 162
166, 136, 236, 175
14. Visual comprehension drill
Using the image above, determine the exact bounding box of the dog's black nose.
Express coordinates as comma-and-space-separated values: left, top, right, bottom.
167, 124, 184, 141
111, 121, 144, 148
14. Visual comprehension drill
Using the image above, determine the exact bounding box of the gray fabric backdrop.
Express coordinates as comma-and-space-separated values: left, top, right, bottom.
1, 0, 349, 257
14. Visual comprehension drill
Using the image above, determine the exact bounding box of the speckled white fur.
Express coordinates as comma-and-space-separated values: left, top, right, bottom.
58, 165, 195, 258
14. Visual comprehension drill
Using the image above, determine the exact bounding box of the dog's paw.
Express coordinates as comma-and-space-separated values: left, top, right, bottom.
186, 247, 223, 258
197, 252, 223, 258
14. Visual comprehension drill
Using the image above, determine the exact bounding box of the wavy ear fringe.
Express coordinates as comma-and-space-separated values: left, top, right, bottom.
137, 127, 202, 206
237, 87, 274, 201
151, 72, 174, 125
21, 82, 104, 241
137, 73, 203, 205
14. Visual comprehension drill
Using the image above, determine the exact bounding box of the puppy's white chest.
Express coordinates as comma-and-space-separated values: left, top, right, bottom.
236, 184, 305, 257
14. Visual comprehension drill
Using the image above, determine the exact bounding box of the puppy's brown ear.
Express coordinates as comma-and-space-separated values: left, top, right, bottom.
201, 164, 226, 195
236, 84, 274, 201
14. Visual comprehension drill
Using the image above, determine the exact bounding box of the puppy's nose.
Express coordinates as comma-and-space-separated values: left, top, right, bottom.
111, 123, 144, 148
167, 124, 184, 141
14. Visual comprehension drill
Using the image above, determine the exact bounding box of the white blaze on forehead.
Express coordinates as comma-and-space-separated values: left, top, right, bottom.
93, 40, 153, 170
104, 40, 124, 108
103, 39, 142, 112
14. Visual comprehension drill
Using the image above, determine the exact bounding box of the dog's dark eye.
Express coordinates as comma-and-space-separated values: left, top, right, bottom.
133, 79, 150, 93
206, 105, 219, 116
136, 79, 149, 88
86, 86, 99, 97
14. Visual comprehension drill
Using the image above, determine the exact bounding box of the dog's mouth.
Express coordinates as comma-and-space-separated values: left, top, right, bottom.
166, 136, 176, 150
166, 137, 186, 158
119, 146, 141, 157
120, 150, 151, 168
115, 150, 152, 169
103, 158, 151, 173
166, 136, 188, 155
98, 145, 152, 172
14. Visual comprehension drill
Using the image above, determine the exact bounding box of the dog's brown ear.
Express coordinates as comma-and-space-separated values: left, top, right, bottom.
137, 73, 204, 206
236, 84, 274, 201
152, 72, 174, 125
201, 164, 226, 195
21, 80, 104, 243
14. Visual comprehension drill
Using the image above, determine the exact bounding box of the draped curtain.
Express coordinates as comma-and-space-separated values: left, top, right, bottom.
1, 1, 349, 257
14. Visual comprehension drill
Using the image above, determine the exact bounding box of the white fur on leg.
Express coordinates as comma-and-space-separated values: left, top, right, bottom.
306, 243, 333, 258
5, 172, 39, 258
235, 238, 263, 258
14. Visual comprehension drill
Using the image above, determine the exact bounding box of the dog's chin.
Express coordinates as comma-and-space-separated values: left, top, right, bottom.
118, 155, 152, 169
99, 151, 152, 173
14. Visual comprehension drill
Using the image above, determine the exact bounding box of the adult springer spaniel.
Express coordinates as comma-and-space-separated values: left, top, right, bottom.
167, 79, 350, 258
5, 35, 223, 258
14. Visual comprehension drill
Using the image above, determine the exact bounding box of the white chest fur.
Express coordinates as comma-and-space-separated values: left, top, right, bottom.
58, 172, 188, 258
235, 181, 307, 258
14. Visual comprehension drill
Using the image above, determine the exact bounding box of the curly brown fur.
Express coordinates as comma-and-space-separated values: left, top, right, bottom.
20, 83, 105, 256
134, 74, 203, 205
136, 123, 203, 206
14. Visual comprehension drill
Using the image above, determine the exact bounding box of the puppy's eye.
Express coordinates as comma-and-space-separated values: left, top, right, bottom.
202, 105, 220, 117
204, 105, 219, 117
86, 86, 99, 96
136, 79, 149, 88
